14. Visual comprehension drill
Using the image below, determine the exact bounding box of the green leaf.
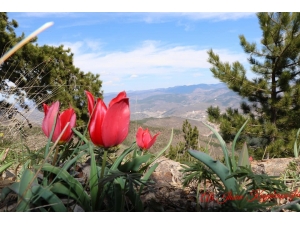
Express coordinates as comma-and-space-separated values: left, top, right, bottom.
72, 128, 89, 145
31, 185, 66, 212
139, 162, 159, 195
118, 154, 152, 172
0, 149, 7, 162
109, 143, 136, 172
18, 159, 31, 180
51, 182, 79, 201
231, 119, 249, 171
113, 181, 123, 212
17, 169, 38, 212
35, 164, 91, 211
202, 122, 232, 172
1, 182, 20, 201
188, 149, 238, 193
150, 128, 173, 164
0, 161, 14, 174
62, 151, 86, 171
294, 128, 300, 158
87, 143, 98, 210
238, 142, 250, 168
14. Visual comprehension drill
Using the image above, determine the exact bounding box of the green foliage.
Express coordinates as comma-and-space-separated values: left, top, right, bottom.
0, 12, 102, 130
206, 12, 300, 158
167, 119, 200, 163
1, 169, 67, 212
1, 124, 173, 212
186, 121, 300, 211
206, 106, 221, 123
0, 148, 14, 175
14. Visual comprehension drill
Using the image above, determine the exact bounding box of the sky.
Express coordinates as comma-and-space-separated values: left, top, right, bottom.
4, 1, 295, 94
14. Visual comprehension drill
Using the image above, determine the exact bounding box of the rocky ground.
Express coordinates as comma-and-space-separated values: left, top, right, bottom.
139, 156, 300, 212
1, 155, 299, 212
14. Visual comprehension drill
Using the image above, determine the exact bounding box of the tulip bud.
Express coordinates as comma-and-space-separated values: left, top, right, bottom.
136, 127, 160, 151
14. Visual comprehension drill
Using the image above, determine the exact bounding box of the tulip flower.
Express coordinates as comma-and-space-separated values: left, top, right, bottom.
136, 127, 160, 151
85, 90, 130, 148
42, 101, 76, 144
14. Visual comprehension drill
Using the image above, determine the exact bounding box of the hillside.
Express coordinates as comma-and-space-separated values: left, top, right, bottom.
1, 83, 243, 159
119, 116, 224, 160
104, 83, 244, 121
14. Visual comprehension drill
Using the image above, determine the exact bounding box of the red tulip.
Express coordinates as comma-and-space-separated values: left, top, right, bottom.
85, 90, 130, 148
136, 127, 160, 151
42, 101, 76, 144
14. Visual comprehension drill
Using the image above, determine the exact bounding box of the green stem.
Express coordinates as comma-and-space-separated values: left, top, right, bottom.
96, 149, 108, 210
52, 145, 60, 166
100, 150, 108, 179
49, 145, 60, 183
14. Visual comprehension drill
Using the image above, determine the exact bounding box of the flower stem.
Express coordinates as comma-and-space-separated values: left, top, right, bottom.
52, 145, 60, 166
49, 145, 60, 183
100, 150, 108, 179
96, 149, 108, 210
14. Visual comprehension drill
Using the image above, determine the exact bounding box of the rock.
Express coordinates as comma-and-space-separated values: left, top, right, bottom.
149, 156, 184, 187
140, 157, 199, 211
251, 158, 296, 176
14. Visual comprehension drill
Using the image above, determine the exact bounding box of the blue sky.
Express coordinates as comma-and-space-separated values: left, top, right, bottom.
5, 1, 292, 95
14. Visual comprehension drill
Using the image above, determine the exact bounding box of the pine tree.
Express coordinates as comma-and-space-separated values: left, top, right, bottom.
206, 13, 300, 157
168, 119, 200, 163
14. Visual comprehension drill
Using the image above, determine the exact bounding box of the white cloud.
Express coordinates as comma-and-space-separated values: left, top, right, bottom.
180, 12, 256, 21
192, 72, 205, 77
130, 12, 257, 24
15, 12, 256, 25
130, 74, 138, 78
50, 39, 248, 90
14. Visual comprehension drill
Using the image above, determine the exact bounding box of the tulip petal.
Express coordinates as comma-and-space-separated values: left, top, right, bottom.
145, 132, 160, 150
136, 127, 145, 149
85, 90, 96, 115
142, 129, 152, 146
59, 108, 76, 143
51, 113, 63, 143
43, 103, 50, 116
89, 98, 107, 146
102, 97, 130, 148
108, 91, 127, 108
42, 101, 60, 138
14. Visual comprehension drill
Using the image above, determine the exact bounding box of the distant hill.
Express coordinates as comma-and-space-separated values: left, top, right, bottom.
104, 83, 244, 121
16, 83, 244, 128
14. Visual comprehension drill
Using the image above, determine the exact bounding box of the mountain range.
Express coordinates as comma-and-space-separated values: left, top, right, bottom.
7, 83, 244, 127
104, 83, 244, 121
